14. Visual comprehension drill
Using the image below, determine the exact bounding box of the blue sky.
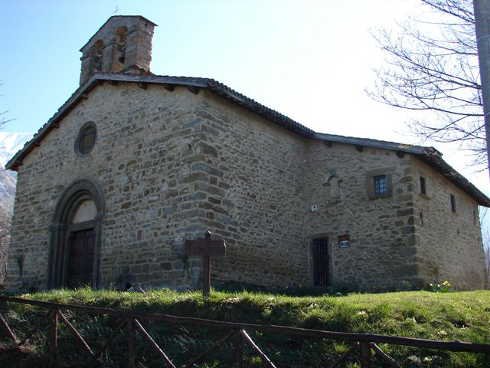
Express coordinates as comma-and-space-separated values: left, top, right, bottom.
0, 0, 488, 198
1, 1, 413, 134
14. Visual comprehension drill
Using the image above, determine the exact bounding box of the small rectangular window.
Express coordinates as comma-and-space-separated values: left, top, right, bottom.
374, 175, 388, 196
450, 194, 456, 213
420, 176, 426, 195
367, 171, 392, 199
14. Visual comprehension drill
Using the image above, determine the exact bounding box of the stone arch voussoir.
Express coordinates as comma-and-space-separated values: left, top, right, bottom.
48, 179, 105, 289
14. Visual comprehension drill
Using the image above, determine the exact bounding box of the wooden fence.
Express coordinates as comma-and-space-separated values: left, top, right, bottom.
1, 295, 489, 367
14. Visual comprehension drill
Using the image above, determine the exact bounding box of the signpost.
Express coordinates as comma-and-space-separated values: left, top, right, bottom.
185, 231, 226, 297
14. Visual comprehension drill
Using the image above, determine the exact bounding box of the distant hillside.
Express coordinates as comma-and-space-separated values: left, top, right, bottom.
0, 132, 30, 213
0, 168, 16, 214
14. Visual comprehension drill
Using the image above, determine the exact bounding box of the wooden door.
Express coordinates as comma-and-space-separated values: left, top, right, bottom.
312, 238, 329, 287
66, 229, 96, 288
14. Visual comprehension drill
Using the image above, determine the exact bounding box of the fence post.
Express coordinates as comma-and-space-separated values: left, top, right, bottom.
234, 329, 244, 368
360, 341, 371, 368
48, 309, 59, 367
0, 312, 19, 344
127, 318, 136, 368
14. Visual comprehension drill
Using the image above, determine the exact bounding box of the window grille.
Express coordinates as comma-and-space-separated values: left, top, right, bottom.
374, 175, 388, 196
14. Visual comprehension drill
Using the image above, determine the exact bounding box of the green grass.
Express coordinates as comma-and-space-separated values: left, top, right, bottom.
2, 289, 490, 367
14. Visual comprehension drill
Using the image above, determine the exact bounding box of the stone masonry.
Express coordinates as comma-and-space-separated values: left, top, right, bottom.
5, 82, 487, 291
412, 159, 486, 289
3, 16, 488, 292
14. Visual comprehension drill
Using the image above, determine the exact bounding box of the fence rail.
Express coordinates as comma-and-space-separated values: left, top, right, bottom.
1, 295, 489, 367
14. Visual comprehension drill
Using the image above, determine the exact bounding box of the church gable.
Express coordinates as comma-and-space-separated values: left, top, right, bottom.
21, 81, 208, 174
8, 82, 221, 290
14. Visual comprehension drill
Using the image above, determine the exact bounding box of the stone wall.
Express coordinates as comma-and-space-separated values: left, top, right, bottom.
6, 83, 211, 290
188, 92, 421, 291
302, 142, 419, 291
5, 82, 486, 291
412, 158, 486, 289
185, 91, 486, 290
189, 92, 309, 287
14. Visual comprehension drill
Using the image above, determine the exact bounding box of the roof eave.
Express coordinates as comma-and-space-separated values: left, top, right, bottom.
7, 73, 488, 207
5, 75, 102, 170
417, 152, 490, 207
314, 132, 490, 207
5, 73, 314, 170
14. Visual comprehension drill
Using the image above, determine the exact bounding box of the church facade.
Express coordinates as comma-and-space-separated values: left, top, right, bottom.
4, 16, 489, 292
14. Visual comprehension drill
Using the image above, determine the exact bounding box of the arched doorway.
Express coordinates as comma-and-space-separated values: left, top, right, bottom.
48, 180, 104, 289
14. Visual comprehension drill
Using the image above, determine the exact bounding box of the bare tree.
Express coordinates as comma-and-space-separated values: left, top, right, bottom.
0, 110, 8, 128
0, 81, 10, 284
368, 0, 486, 165
0, 82, 11, 129
0, 211, 10, 259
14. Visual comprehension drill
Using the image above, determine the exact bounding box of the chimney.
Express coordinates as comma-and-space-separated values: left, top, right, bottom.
79, 16, 157, 85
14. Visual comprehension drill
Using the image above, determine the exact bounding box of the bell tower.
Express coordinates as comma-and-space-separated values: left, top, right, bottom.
79, 16, 157, 85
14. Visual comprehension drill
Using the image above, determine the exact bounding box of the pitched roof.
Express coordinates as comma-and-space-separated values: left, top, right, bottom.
315, 132, 490, 206
6, 73, 490, 207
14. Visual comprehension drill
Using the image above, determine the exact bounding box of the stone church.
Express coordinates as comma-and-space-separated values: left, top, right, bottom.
4, 16, 489, 292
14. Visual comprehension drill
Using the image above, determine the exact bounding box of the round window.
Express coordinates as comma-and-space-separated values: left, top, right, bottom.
76, 122, 97, 155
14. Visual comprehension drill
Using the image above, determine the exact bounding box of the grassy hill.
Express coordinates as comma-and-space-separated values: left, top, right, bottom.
1, 289, 490, 367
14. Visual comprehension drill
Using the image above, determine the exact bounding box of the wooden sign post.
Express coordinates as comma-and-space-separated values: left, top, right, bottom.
185, 231, 226, 297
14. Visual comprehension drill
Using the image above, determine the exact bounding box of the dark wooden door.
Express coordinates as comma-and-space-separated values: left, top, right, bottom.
66, 229, 96, 288
312, 238, 329, 287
